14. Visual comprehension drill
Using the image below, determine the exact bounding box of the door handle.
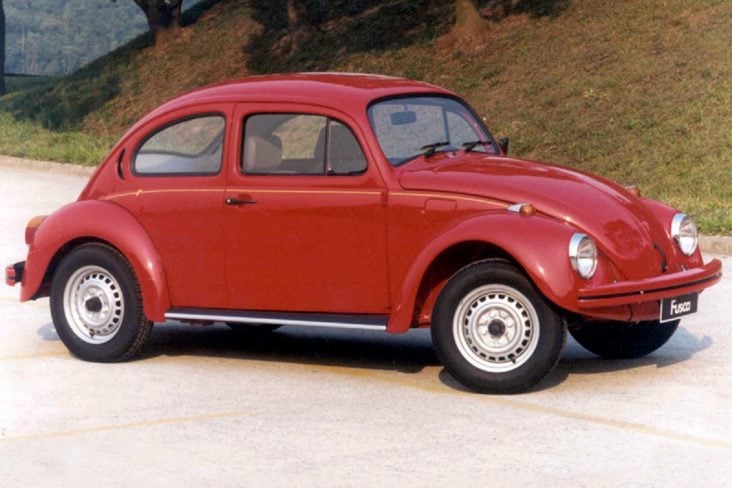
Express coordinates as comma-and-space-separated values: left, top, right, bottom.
225, 196, 257, 206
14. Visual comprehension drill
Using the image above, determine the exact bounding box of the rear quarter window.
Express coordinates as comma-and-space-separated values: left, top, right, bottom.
134, 115, 225, 175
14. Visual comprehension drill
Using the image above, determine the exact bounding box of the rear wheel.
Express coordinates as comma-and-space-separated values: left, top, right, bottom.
569, 319, 679, 359
431, 261, 566, 394
50, 243, 152, 362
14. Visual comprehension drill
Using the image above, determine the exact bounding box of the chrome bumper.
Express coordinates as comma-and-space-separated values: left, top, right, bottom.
577, 259, 722, 309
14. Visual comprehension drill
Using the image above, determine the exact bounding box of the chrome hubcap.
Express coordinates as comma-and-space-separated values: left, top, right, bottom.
453, 284, 539, 373
63, 265, 124, 344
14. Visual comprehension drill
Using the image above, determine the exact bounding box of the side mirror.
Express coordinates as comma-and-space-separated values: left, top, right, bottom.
498, 137, 509, 155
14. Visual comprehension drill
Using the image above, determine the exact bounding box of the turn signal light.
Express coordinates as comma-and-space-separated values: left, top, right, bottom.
624, 185, 642, 197
25, 215, 47, 245
507, 202, 536, 216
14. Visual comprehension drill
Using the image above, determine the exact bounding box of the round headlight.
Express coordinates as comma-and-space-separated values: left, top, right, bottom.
569, 233, 597, 279
671, 213, 697, 256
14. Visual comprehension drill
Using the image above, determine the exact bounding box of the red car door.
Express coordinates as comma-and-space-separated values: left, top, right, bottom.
223, 104, 390, 314
114, 107, 230, 309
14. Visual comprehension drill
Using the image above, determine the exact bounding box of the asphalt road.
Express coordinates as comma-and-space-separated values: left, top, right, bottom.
1, 160, 730, 487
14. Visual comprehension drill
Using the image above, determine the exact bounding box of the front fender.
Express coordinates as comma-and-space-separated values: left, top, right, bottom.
22, 200, 170, 321
388, 213, 580, 333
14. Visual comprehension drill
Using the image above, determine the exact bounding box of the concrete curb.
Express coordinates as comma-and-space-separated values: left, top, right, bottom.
1, 155, 730, 255
699, 236, 732, 257
0, 155, 97, 176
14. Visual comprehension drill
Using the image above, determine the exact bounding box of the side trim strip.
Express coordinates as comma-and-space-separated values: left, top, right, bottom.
165, 308, 388, 331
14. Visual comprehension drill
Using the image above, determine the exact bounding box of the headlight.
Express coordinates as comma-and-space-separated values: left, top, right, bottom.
569, 233, 597, 279
671, 213, 697, 256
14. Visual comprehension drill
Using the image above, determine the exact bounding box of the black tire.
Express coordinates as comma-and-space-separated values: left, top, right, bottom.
431, 261, 566, 394
50, 243, 153, 362
225, 323, 281, 334
569, 319, 679, 359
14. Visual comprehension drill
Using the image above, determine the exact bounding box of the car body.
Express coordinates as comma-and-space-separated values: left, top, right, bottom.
6, 73, 722, 393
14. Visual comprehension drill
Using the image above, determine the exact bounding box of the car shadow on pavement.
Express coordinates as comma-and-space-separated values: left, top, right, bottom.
535, 326, 713, 392
139, 322, 440, 374
36, 322, 712, 391
438, 326, 713, 394
37, 323, 59, 341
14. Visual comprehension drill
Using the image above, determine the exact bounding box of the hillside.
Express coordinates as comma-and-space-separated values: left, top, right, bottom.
0, 0, 730, 233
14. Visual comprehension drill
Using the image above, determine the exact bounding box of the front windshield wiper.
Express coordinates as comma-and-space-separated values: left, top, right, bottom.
420, 141, 450, 158
462, 140, 486, 153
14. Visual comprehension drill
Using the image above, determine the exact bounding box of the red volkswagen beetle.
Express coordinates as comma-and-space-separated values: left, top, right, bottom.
5, 73, 722, 393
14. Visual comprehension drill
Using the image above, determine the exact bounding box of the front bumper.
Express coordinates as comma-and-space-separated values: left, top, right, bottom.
577, 258, 722, 309
5, 261, 25, 287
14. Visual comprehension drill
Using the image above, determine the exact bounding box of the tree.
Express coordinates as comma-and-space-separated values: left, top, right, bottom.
112, 0, 183, 46
453, 0, 486, 38
0, 0, 6, 95
285, 0, 314, 48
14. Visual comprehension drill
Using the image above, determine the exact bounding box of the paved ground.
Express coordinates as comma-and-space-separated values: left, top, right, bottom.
0, 161, 730, 487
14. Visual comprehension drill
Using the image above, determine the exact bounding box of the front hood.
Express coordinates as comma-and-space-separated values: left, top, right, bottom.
399, 154, 672, 279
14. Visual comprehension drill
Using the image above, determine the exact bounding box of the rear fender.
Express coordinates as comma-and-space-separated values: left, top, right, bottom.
22, 200, 170, 321
388, 213, 579, 333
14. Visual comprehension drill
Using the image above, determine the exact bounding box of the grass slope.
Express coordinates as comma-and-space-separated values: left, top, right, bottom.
0, 0, 730, 233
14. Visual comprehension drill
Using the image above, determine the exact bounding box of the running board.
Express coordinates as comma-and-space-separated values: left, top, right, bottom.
165, 308, 388, 331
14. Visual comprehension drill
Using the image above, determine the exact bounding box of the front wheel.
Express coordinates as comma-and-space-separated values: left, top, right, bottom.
431, 261, 566, 394
569, 319, 679, 359
50, 243, 153, 362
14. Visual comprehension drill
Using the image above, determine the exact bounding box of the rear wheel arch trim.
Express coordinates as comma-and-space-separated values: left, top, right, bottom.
21, 200, 170, 322
46, 237, 169, 322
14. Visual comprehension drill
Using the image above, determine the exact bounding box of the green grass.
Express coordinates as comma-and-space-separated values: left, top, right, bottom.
0, 107, 114, 165
0, 0, 730, 232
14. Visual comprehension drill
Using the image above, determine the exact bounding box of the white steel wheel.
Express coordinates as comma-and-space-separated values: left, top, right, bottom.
432, 261, 566, 394
63, 265, 124, 344
453, 284, 540, 373
50, 243, 153, 362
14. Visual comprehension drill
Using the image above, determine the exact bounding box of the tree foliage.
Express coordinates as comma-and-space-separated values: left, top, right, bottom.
4, 0, 146, 76
0, 0, 6, 95
4, 0, 201, 76
112, 0, 184, 46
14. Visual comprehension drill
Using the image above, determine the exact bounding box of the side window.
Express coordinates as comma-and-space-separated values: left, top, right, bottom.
328, 120, 367, 175
244, 114, 325, 174
243, 114, 367, 175
134, 115, 225, 175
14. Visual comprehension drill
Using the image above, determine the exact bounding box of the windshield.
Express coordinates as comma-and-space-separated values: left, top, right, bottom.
367, 96, 497, 166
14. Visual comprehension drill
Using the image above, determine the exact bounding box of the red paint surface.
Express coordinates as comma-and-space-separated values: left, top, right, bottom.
12, 74, 721, 329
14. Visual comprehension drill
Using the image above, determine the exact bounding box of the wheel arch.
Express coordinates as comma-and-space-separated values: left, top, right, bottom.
21, 200, 170, 322
387, 213, 579, 333
409, 241, 519, 329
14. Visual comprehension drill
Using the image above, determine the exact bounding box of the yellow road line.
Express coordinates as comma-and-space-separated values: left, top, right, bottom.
1, 349, 728, 450
302, 363, 732, 451
1, 410, 249, 442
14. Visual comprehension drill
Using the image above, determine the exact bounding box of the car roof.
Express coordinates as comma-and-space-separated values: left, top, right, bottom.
179, 72, 449, 104
139, 73, 454, 122
114, 73, 458, 148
